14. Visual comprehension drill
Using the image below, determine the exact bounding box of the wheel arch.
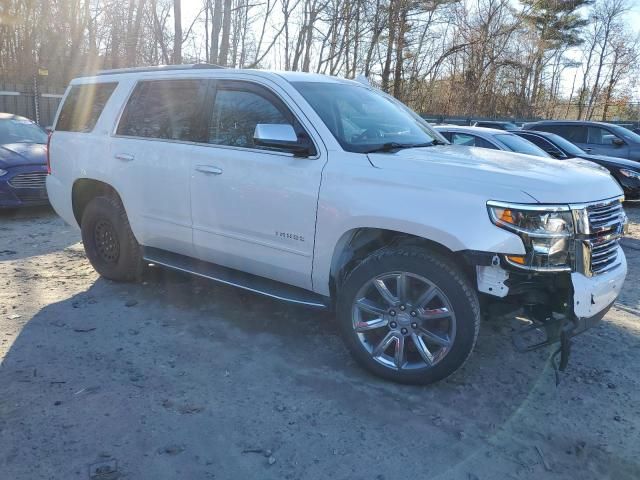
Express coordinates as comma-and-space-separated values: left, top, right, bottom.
72, 178, 123, 226
327, 227, 474, 300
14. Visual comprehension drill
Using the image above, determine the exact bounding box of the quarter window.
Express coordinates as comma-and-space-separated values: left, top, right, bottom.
56, 83, 117, 132
117, 79, 209, 142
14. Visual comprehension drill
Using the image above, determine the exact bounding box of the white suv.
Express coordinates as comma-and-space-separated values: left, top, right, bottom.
47, 65, 627, 384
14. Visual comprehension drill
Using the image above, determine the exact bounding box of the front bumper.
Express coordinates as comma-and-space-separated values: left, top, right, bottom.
474, 247, 626, 351
0, 165, 49, 208
571, 245, 626, 318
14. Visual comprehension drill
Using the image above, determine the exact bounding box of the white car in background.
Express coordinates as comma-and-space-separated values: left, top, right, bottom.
47, 65, 627, 384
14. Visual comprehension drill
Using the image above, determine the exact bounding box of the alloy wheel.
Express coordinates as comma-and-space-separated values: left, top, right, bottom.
351, 271, 456, 370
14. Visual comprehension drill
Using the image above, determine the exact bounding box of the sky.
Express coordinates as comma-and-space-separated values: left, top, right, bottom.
179, 0, 640, 102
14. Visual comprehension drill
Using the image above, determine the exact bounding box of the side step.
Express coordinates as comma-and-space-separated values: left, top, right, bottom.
142, 247, 329, 309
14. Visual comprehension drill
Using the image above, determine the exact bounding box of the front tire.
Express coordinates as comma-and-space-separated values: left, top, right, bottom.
80, 195, 143, 282
337, 247, 480, 385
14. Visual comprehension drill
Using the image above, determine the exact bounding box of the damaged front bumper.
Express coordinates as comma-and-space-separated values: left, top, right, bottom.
470, 245, 627, 356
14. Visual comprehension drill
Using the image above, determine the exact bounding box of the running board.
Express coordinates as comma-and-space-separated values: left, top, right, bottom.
142, 247, 329, 309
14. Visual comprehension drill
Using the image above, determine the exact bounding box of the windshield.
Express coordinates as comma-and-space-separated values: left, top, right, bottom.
543, 132, 585, 156
0, 117, 47, 145
495, 133, 551, 157
292, 81, 443, 153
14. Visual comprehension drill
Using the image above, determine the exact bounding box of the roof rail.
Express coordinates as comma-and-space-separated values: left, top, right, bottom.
95, 63, 225, 76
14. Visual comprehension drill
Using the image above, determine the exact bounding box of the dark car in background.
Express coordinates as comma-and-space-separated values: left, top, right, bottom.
516, 129, 640, 200
523, 120, 640, 161
471, 120, 520, 131
0, 113, 49, 209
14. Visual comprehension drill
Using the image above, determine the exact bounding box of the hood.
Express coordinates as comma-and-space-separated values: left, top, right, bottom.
367, 145, 623, 204
577, 153, 640, 171
0, 143, 47, 169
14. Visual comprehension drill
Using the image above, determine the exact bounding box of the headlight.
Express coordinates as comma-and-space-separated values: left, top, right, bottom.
0, 168, 7, 176
487, 201, 574, 271
619, 168, 640, 180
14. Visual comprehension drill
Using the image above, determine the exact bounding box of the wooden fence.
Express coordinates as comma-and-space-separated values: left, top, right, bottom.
0, 81, 65, 127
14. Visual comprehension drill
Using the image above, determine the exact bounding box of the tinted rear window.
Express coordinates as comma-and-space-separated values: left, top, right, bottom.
537, 124, 587, 143
56, 83, 118, 132
116, 79, 209, 141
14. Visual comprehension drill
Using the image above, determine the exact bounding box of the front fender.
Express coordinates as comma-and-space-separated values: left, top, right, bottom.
312, 159, 527, 296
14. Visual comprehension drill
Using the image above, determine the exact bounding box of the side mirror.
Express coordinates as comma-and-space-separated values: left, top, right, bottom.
254, 124, 310, 157
612, 137, 625, 147
44, 126, 53, 134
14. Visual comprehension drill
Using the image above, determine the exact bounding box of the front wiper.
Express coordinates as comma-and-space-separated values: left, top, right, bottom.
364, 141, 439, 154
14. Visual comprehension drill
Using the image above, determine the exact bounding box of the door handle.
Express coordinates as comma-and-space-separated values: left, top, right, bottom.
196, 165, 223, 175
583, 147, 592, 153
114, 153, 135, 161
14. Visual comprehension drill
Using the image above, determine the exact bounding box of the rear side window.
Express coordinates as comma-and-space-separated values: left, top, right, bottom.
540, 124, 587, 143
117, 79, 209, 141
56, 83, 117, 132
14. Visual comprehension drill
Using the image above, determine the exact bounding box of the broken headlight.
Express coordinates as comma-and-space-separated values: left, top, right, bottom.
487, 201, 574, 271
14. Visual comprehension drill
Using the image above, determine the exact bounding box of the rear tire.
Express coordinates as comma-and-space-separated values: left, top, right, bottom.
336, 247, 480, 385
80, 195, 143, 282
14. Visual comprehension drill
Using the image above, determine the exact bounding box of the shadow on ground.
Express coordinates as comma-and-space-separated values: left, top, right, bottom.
1, 265, 638, 479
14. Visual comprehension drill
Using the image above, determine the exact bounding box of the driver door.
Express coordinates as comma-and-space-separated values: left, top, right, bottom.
190, 80, 325, 290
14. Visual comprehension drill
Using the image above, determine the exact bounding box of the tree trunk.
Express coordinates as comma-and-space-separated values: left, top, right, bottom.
218, 0, 232, 66
173, 0, 182, 64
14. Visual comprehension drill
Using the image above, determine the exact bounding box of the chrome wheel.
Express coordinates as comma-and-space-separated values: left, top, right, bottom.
352, 272, 456, 370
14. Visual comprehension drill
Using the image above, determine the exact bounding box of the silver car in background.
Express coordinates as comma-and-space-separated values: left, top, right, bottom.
434, 125, 552, 158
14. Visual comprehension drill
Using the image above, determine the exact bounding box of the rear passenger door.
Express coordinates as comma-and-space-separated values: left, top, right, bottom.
190, 79, 325, 290
112, 78, 211, 256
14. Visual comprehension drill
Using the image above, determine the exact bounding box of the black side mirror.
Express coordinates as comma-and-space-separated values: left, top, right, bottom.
612, 137, 625, 147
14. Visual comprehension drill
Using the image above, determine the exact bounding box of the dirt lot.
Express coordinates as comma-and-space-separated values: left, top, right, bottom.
1, 205, 639, 480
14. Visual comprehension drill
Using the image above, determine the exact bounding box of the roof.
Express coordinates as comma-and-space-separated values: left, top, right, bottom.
433, 125, 515, 136
525, 120, 618, 127
73, 64, 361, 87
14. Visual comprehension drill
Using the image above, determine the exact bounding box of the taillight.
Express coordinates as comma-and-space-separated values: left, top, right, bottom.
46, 132, 52, 174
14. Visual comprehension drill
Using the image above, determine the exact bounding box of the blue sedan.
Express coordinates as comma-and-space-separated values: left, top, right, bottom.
0, 113, 49, 208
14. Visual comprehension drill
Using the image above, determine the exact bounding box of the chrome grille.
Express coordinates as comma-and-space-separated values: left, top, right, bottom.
8, 172, 47, 189
585, 199, 625, 275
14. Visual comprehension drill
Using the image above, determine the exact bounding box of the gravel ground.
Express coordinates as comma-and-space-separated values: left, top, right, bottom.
0, 204, 639, 480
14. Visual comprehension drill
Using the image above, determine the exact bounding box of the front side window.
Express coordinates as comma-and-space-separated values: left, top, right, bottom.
56, 82, 117, 132
207, 82, 314, 154
587, 126, 624, 145
292, 81, 441, 153
117, 79, 209, 141
209, 87, 287, 148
